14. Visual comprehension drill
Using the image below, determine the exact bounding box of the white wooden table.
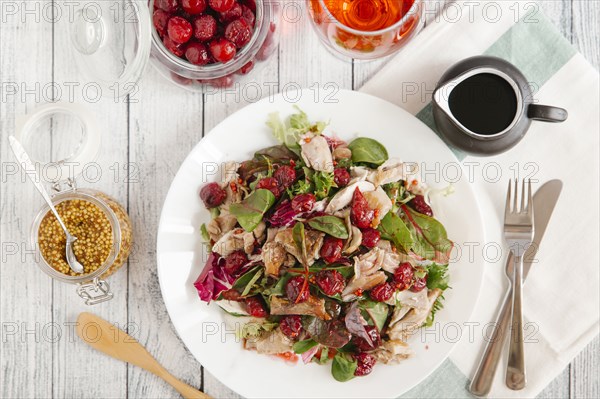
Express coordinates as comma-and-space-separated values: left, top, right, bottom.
1, 1, 598, 398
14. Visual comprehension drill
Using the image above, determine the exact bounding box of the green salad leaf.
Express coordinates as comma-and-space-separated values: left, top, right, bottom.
331, 353, 358, 382
313, 171, 337, 200
292, 221, 308, 265
230, 189, 276, 232
232, 266, 263, 296
308, 216, 349, 239
293, 339, 319, 354
359, 300, 389, 332
200, 223, 210, 242
348, 137, 388, 166
267, 106, 328, 152
401, 205, 453, 263
378, 212, 414, 252
426, 263, 450, 291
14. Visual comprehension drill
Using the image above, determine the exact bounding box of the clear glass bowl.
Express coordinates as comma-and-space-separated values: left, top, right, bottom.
31, 188, 133, 305
149, 0, 281, 90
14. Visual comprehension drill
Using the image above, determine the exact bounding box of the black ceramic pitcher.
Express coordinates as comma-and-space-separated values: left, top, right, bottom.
432, 56, 568, 156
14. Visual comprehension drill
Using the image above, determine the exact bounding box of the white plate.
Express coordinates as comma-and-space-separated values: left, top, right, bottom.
157, 90, 485, 398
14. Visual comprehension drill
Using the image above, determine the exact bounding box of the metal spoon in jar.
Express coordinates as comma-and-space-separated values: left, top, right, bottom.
9, 136, 84, 274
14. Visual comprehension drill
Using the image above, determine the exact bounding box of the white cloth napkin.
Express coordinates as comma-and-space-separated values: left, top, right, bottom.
361, 1, 600, 397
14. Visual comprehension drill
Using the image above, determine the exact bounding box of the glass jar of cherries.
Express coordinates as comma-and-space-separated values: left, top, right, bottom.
150, 0, 281, 89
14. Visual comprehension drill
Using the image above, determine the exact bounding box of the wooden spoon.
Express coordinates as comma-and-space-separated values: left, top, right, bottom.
76, 312, 210, 399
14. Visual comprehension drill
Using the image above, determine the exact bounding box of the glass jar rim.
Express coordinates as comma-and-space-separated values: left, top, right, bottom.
315, 0, 422, 36
150, 0, 271, 79
31, 189, 122, 284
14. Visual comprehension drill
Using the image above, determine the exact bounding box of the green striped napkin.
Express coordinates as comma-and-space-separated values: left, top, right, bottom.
361, 1, 600, 397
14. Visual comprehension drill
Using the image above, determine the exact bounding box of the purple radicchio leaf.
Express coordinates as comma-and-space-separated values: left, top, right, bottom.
344, 302, 373, 346
301, 344, 321, 364
266, 200, 299, 227
193, 252, 234, 303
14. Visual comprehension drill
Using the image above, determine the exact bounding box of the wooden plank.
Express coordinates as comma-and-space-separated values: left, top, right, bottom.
48, 1, 130, 397
572, 0, 600, 68
127, 64, 204, 398
571, 336, 599, 399
0, 1, 54, 397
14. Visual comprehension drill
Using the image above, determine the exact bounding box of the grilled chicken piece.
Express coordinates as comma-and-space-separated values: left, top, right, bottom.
332, 146, 351, 160
374, 339, 414, 364
342, 272, 387, 301
270, 296, 331, 320
368, 158, 411, 187
341, 246, 398, 301
344, 225, 362, 254
377, 240, 416, 273
249, 328, 294, 355
349, 166, 372, 184
262, 242, 287, 277
206, 213, 238, 242
299, 133, 334, 173
325, 181, 375, 213
212, 227, 261, 256
387, 288, 442, 340
385, 288, 429, 308
363, 187, 393, 227
274, 228, 324, 266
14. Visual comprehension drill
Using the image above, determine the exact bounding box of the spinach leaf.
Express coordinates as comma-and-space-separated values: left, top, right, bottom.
308, 216, 349, 239
401, 205, 453, 263
293, 339, 319, 354
348, 137, 388, 166
378, 212, 414, 252
359, 300, 389, 331
232, 266, 263, 296
331, 353, 357, 382
229, 189, 276, 232
255, 145, 298, 162
426, 263, 449, 291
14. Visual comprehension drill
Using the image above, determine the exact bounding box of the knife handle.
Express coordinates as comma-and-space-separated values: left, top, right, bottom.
469, 284, 513, 396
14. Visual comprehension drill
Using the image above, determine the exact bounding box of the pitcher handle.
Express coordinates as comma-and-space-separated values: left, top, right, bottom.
528, 104, 568, 123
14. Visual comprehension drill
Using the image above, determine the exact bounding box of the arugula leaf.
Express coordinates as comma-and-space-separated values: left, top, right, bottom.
359, 300, 389, 331
378, 212, 414, 252
401, 205, 453, 263
427, 263, 449, 290
331, 353, 357, 382
232, 266, 262, 295
293, 339, 319, 354
313, 171, 337, 200
308, 216, 349, 239
348, 137, 388, 166
200, 223, 210, 242
229, 189, 276, 232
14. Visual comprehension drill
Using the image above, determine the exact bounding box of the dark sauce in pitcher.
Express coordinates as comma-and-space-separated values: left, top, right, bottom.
448, 73, 518, 135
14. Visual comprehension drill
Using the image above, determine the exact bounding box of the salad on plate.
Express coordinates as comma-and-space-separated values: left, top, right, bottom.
193, 108, 454, 381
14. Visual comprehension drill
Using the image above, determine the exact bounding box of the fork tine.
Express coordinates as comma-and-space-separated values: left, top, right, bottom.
513, 178, 518, 213
505, 179, 512, 214
520, 179, 526, 213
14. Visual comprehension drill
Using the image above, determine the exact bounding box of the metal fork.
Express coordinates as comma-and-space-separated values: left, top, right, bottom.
504, 179, 534, 390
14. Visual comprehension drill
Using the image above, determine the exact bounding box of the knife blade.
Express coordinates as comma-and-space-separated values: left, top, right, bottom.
469, 179, 563, 397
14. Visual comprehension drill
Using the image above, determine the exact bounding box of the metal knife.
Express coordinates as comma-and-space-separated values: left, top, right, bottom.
469, 179, 563, 397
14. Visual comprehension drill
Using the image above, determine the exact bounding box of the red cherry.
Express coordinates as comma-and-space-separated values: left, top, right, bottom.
156, 0, 179, 13
285, 276, 309, 303
280, 315, 303, 339
256, 177, 282, 197
315, 269, 345, 296
168, 16, 193, 44
209, 38, 237, 63
199, 182, 227, 208
182, 0, 206, 14
273, 165, 297, 189
333, 168, 350, 187
193, 14, 217, 41
224, 250, 247, 274
320, 236, 343, 264
208, 0, 236, 12
163, 36, 185, 57
354, 352, 376, 376
241, 4, 255, 27
291, 193, 316, 213
411, 274, 427, 292
219, 2, 242, 21
153, 9, 171, 37
393, 262, 414, 290
185, 42, 210, 65
361, 228, 380, 249
245, 296, 268, 317
351, 188, 374, 229
409, 194, 433, 217
370, 282, 394, 302
353, 326, 381, 352
225, 18, 252, 48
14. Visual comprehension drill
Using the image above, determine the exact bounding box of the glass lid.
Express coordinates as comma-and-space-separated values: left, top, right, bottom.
69, 0, 151, 96
14, 103, 102, 184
